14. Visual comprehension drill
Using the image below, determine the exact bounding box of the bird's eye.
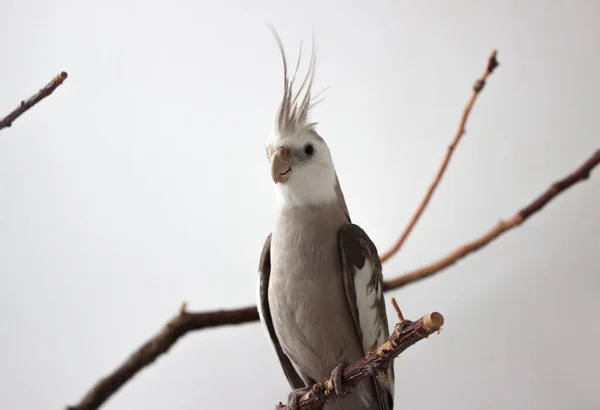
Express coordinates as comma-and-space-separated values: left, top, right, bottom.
304, 144, 315, 156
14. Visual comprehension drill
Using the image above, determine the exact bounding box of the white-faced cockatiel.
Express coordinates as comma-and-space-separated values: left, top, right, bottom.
257, 29, 394, 410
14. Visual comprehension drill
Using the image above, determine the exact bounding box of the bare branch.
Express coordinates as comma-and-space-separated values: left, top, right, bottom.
383, 148, 600, 290
0, 72, 68, 131
65, 305, 258, 410
274, 310, 444, 410
379, 50, 499, 263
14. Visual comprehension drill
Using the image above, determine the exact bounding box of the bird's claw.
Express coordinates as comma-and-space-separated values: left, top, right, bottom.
286, 386, 312, 410
330, 362, 349, 398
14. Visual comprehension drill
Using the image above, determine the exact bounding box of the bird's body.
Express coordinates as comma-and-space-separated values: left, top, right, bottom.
269, 202, 384, 410
257, 28, 394, 410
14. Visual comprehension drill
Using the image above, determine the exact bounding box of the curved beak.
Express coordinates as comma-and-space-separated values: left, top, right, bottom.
270, 147, 292, 184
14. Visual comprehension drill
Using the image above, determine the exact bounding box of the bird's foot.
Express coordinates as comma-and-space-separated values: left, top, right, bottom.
286, 386, 312, 410
330, 362, 349, 398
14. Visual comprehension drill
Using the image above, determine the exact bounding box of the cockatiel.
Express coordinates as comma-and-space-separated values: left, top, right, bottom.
257, 29, 394, 410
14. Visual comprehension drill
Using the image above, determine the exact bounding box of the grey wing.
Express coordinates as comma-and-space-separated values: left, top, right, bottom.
257, 233, 306, 389
339, 224, 394, 410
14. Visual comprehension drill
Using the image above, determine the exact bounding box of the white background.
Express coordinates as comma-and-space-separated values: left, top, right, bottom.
1, 1, 599, 409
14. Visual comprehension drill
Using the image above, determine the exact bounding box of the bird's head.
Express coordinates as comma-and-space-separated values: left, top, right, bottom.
265, 28, 338, 209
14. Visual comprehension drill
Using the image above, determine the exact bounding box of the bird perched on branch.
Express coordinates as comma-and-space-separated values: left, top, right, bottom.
257, 28, 394, 410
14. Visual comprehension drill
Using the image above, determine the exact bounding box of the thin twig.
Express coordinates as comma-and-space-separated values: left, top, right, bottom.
379, 50, 499, 263
383, 148, 600, 290
390, 297, 404, 323
0, 72, 68, 131
274, 310, 444, 410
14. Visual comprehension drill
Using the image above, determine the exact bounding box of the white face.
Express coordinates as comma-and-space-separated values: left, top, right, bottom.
265, 129, 338, 209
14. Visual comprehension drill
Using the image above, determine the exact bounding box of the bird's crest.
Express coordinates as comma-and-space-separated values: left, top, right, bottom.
268, 25, 327, 138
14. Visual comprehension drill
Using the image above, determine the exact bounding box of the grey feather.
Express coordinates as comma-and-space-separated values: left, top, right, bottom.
258, 233, 307, 389
339, 224, 395, 410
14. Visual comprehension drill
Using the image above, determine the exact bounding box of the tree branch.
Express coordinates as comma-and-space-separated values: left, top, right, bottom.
274, 302, 444, 410
0, 72, 68, 131
379, 50, 499, 263
65, 304, 257, 410
383, 148, 600, 290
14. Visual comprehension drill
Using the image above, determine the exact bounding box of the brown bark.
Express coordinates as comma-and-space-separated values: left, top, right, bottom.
383, 148, 600, 290
379, 50, 499, 263
65, 304, 258, 410
0, 72, 68, 131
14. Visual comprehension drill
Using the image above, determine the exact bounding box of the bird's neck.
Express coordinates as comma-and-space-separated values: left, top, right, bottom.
274, 177, 339, 210
273, 201, 349, 238
274, 170, 350, 218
